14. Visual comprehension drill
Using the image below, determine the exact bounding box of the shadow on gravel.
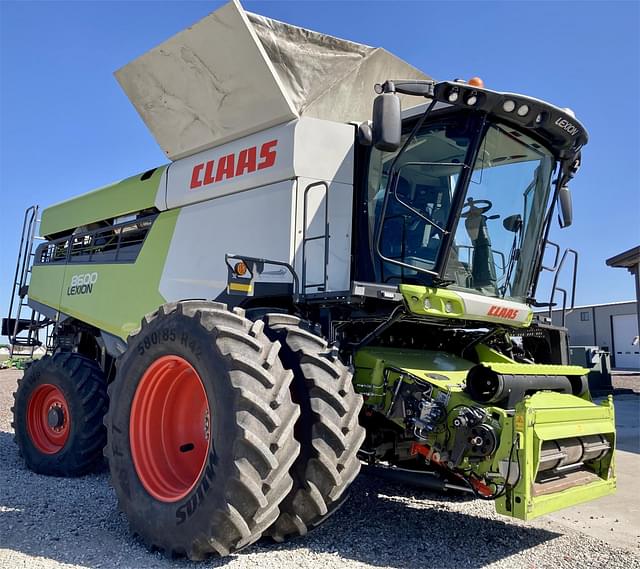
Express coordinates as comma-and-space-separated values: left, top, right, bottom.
0, 429, 560, 569
249, 473, 561, 569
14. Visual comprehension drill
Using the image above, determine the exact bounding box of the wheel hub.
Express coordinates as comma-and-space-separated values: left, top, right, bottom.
47, 405, 65, 429
26, 384, 71, 454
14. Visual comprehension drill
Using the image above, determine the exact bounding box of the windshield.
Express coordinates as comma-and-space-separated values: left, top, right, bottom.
367, 118, 556, 302
444, 124, 554, 301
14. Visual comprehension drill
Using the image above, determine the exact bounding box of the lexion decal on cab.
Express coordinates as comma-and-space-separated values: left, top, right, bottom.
487, 305, 519, 320
554, 118, 579, 137
67, 272, 98, 296
190, 140, 278, 190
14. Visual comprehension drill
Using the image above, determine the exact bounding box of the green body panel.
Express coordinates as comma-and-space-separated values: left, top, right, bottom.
496, 394, 615, 519
353, 345, 588, 410
354, 346, 470, 407
39, 166, 166, 237
475, 344, 589, 378
399, 284, 534, 328
354, 346, 616, 521
29, 209, 179, 339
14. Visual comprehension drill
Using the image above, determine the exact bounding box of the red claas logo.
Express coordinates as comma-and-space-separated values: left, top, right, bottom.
487, 305, 519, 320
190, 140, 278, 190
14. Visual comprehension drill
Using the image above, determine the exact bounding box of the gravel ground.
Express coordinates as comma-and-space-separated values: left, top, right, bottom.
1, 368, 639, 569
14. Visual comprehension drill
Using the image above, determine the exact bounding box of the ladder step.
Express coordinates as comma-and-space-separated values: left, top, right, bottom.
11, 340, 42, 347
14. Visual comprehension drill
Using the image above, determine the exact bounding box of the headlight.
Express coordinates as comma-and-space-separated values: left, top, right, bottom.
517, 104, 530, 117
503, 100, 516, 112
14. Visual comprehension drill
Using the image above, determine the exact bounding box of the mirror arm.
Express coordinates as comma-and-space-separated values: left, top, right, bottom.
375, 80, 436, 98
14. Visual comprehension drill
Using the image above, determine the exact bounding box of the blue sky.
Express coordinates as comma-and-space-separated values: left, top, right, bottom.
1, 0, 638, 332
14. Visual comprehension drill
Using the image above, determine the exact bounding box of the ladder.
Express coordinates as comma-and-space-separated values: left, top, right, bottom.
4, 206, 49, 357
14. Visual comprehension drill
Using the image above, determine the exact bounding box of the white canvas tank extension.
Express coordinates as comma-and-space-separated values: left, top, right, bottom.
115, 0, 428, 160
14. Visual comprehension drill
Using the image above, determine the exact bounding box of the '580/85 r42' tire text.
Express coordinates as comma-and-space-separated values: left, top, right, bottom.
104, 301, 300, 560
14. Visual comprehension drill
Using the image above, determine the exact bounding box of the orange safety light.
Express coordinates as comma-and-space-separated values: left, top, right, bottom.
234, 261, 248, 276
467, 77, 485, 88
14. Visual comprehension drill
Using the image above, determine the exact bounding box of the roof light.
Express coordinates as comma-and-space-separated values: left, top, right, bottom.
448, 88, 460, 103
503, 100, 516, 113
466, 93, 478, 106
467, 77, 484, 88
516, 104, 529, 117
535, 112, 544, 124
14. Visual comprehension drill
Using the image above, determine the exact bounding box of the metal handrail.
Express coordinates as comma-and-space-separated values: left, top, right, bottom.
7, 207, 37, 327
225, 253, 300, 297
541, 240, 561, 272
34, 214, 157, 266
301, 181, 330, 292
547, 248, 578, 325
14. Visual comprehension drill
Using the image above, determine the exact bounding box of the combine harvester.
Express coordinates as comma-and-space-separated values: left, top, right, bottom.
4, 0, 615, 559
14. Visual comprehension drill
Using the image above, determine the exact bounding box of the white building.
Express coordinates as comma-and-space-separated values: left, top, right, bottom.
546, 300, 639, 369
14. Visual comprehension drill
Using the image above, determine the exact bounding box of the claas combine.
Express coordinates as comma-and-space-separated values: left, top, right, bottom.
4, 0, 615, 559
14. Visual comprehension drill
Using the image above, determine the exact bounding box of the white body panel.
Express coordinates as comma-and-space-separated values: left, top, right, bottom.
455, 290, 532, 326
159, 180, 297, 301
162, 117, 355, 209
163, 122, 296, 210
293, 177, 353, 294
158, 117, 356, 299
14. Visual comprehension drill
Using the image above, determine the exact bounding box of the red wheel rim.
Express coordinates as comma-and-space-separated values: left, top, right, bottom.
130, 355, 210, 503
27, 384, 71, 454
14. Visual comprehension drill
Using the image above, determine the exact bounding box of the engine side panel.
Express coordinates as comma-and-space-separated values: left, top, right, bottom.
159, 180, 297, 302
29, 209, 179, 339
39, 166, 167, 238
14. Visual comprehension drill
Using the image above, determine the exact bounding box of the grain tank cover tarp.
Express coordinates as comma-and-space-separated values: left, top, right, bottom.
115, 0, 429, 160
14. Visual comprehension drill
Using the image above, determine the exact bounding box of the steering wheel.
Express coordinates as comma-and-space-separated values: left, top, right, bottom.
461, 197, 493, 218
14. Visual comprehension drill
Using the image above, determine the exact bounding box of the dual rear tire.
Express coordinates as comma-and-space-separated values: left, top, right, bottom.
263, 314, 365, 542
104, 301, 301, 558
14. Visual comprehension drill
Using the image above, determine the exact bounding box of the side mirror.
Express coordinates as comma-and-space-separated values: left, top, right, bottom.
357, 122, 373, 146
503, 214, 522, 233
372, 93, 401, 151
558, 186, 573, 228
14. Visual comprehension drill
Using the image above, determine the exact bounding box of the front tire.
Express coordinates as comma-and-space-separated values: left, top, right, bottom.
12, 353, 108, 476
104, 301, 300, 559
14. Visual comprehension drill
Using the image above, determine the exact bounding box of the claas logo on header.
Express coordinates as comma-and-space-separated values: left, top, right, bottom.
487, 305, 519, 320
190, 140, 278, 190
